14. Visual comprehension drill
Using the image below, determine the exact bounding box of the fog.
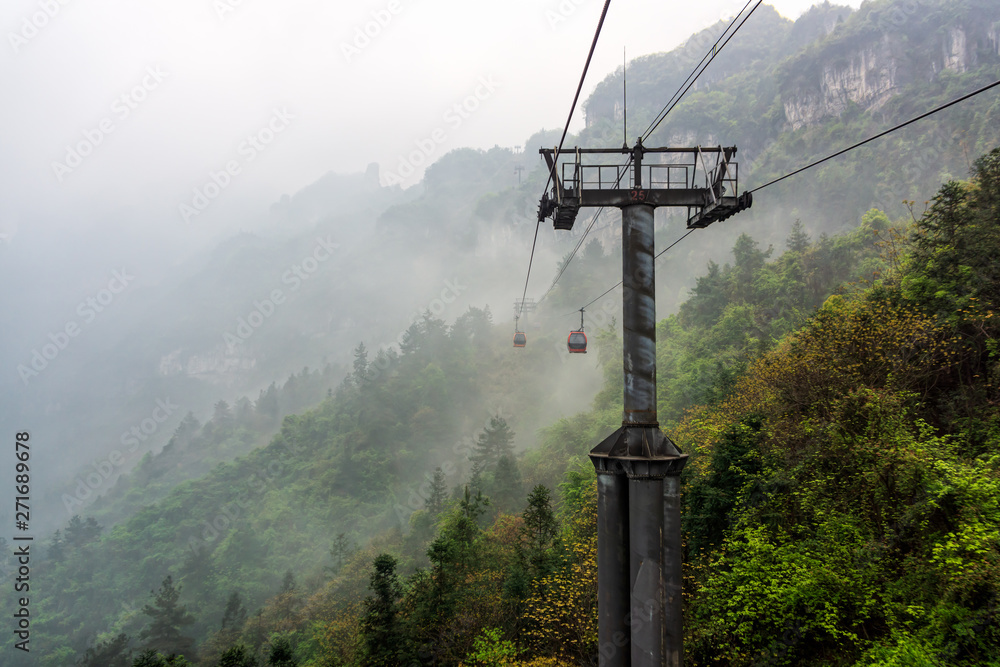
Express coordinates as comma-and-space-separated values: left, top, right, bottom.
0, 0, 862, 535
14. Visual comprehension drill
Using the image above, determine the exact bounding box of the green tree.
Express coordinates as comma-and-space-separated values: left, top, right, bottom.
683, 417, 764, 555
905, 147, 1000, 319
786, 219, 811, 253
326, 533, 355, 575
466, 627, 521, 666
490, 454, 523, 514
47, 529, 65, 563
221, 591, 247, 634
64, 515, 102, 547
210, 400, 234, 431
358, 554, 404, 667
280, 570, 296, 594
139, 575, 196, 660
521, 484, 559, 579
217, 644, 258, 667
470, 416, 515, 472
352, 342, 369, 385
267, 635, 297, 666
77, 632, 132, 667
425, 467, 449, 515
131, 650, 192, 667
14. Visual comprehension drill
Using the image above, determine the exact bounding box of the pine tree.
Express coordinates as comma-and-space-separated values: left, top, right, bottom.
172, 412, 200, 440
521, 485, 559, 579
77, 632, 132, 667
326, 533, 355, 575
280, 570, 296, 594
352, 342, 369, 385
267, 636, 297, 666
786, 219, 811, 253
470, 415, 515, 472
221, 591, 248, 633
131, 650, 164, 667
358, 554, 404, 667
47, 530, 65, 563
65, 515, 102, 547
255, 384, 280, 422
209, 400, 234, 436
217, 644, 258, 667
210, 590, 248, 662
425, 467, 448, 515
234, 396, 254, 425
491, 454, 523, 513
131, 651, 193, 667
139, 575, 197, 660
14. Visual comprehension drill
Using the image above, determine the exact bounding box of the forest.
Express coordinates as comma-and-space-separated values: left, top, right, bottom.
25, 148, 1000, 667
5, 0, 1000, 664
9, 148, 996, 665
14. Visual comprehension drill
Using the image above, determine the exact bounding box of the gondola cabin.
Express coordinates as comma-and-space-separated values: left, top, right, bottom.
567, 330, 587, 353
513, 332, 527, 348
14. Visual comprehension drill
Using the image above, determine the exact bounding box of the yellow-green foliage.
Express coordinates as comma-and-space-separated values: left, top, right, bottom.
675, 157, 1000, 662
521, 480, 597, 664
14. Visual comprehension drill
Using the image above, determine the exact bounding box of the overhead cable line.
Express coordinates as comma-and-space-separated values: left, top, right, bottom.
750, 77, 1000, 193
540, 208, 607, 304
518, 0, 613, 318
576, 228, 697, 312
541, 0, 762, 306
570, 76, 1000, 314
643, 0, 761, 140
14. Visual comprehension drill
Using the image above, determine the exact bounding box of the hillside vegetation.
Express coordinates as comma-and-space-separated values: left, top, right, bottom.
31, 143, 1000, 666
10, 0, 1000, 664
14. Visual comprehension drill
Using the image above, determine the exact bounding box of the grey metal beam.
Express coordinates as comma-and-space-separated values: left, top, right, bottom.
622, 203, 657, 425
594, 461, 631, 667
663, 475, 684, 667
541, 146, 736, 155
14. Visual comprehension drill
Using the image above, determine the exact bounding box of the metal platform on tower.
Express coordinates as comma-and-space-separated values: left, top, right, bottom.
537, 139, 752, 231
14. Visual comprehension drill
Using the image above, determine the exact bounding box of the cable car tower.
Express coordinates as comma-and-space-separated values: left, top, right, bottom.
539, 138, 752, 667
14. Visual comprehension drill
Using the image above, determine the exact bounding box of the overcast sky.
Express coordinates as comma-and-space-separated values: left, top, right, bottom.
0, 0, 862, 256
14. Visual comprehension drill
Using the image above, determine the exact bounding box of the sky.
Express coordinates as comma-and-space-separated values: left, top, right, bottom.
0, 0, 863, 259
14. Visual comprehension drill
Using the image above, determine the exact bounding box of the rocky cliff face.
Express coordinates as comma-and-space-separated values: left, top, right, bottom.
781, 7, 1000, 131
159, 347, 257, 386
782, 34, 905, 130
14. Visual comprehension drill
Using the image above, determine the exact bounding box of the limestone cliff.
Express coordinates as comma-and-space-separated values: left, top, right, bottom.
780, 1, 1000, 130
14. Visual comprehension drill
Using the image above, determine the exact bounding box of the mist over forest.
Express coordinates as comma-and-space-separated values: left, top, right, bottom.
2, 0, 1000, 664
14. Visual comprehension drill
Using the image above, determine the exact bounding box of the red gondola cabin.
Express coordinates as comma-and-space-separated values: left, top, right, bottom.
513, 332, 527, 348
567, 330, 587, 353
